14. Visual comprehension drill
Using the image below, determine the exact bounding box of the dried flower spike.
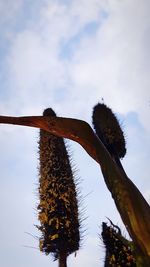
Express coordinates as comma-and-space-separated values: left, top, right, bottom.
101, 220, 136, 266
37, 108, 80, 265
92, 103, 126, 159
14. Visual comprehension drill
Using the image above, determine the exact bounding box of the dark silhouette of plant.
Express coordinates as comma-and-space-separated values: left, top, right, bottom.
0, 102, 150, 266
101, 219, 136, 266
92, 103, 126, 160
37, 108, 80, 267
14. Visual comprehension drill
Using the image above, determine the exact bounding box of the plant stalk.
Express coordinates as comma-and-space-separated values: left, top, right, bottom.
0, 115, 150, 264
58, 252, 67, 267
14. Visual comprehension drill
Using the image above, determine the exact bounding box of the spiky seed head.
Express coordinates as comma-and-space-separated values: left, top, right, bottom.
92, 103, 126, 159
37, 108, 80, 260
101, 221, 136, 266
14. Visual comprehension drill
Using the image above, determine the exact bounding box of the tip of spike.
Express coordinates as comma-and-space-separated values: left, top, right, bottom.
43, 108, 56, 117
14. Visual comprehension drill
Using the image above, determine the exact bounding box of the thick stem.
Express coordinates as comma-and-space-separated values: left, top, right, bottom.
0, 115, 150, 263
0, 115, 99, 162
58, 252, 67, 267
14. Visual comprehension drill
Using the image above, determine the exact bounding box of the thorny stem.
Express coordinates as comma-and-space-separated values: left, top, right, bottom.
0, 115, 150, 265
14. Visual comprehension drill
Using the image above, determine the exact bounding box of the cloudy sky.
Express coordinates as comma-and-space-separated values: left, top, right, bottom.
0, 0, 150, 266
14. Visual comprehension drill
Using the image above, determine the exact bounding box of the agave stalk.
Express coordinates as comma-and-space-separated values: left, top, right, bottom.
0, 114, 150, 265
37, 109, 80, 265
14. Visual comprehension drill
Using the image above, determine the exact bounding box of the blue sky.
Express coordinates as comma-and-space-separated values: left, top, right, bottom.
0, 1, 150, 266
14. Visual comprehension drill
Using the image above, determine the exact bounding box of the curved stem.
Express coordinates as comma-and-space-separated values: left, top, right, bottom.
0, 115, 150, 263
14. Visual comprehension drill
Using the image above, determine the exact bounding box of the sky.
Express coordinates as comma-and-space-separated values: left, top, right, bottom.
0, 0, 150, 266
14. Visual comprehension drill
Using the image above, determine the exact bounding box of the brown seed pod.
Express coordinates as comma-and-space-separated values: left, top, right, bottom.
92, 103, 126, 159
37, 108, 80, 261
101, 220, 136, 266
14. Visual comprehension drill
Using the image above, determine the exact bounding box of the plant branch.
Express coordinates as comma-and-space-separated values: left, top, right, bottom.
0, 115, 150, 264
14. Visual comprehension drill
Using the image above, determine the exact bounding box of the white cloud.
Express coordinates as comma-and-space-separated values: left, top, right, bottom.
68, 0, 150, 126
67, 236, 101, 267
2, 0, 149, 129
0, 0, 22, 31
0, 0, 107, 117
